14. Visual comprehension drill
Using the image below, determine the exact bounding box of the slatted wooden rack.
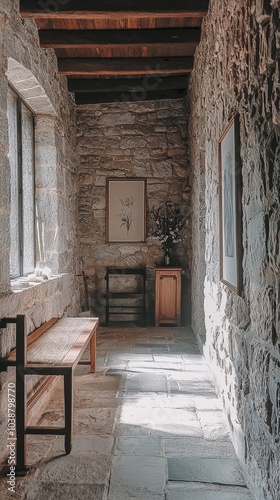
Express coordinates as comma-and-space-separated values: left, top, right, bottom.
0, 315, 98, 472
105, 267, 146, 326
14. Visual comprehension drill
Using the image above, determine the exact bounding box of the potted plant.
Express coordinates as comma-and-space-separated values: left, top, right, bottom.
149, 201, 186, 265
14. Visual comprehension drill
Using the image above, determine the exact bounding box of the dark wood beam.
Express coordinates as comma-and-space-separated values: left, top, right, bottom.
42, 29, 201, 58
39, 29, 201, 49
68, 76, 188, 93
35, 17, 204, 30
54, 46, 196, 58
75, 88, 186, 105
20, 0, 209, 19
58, 57, 194, 77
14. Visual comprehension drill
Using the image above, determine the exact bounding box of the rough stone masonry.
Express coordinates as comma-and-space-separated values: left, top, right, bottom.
189, 1, 280, 499
76, 100, 191, 325
0, 2, 79, 459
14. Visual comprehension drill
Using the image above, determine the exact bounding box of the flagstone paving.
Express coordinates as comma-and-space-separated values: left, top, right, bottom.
0, 326, 255, 499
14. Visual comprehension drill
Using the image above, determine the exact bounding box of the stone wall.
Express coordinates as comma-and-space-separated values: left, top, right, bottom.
76, 99, 191, 325
0, 2, 79, 458
189, 1, 280, 498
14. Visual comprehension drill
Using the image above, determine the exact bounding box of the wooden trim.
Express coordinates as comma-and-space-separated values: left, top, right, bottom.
62, 330, 96, 369
8, 317, 59, 362
26, 317, 59, 348
27, 375, 57, 413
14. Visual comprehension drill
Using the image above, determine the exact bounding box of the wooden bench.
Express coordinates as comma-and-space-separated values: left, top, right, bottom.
0, 315, 99, 472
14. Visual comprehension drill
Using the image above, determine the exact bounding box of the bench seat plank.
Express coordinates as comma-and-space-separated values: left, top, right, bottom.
25, 317, 98, 365
25, 327, 96, 372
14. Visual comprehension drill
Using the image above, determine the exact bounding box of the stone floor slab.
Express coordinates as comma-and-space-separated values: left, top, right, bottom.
150, 420, 203, 438
36, 453, 110, 484
108, 455, 166, 500
52, 435, 114, 454
117, 390, 168, 400
74, 389, 120, 408
166, 482, 254, 500
26, 435, 57, 465
114, 436, 163, 456
75, 372, 126, 391
0, 326, 254, 500
115, 403, 202, 437
113, 422, 152, 436
197, 409, 230, 440
194, 396, 223, 411
168, 379, 217, 397
163, 437, 236, 459
167, 457, 246, 485
125, 372, 168, 392
26, 482, 104, 500
126, 360, 184, 373
38, 407, 117, 435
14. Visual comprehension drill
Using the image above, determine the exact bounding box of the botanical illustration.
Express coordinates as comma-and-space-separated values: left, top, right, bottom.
116, 197, 136, 234
106, 178, 146, 242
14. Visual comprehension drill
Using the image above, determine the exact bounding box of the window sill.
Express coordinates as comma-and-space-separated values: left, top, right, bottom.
10, 274, 63, 293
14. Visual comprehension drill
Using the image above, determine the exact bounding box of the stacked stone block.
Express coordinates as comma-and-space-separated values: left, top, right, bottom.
189, 1, 280, 498
76, 100, 191, 324
0, 3, 79, 459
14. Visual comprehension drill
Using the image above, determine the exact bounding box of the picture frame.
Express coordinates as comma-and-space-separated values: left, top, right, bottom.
106, 178, 146, 243
218, 115, 243, 295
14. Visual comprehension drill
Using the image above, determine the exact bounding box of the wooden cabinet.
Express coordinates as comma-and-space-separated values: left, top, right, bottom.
155, 268, 182, 327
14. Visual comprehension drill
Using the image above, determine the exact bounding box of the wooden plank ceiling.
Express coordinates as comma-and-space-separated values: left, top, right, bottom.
20, 1, 209, 104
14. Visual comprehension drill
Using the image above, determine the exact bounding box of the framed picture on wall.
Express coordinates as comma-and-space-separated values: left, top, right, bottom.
218, 115, 243, 295
106, 178, 146, 243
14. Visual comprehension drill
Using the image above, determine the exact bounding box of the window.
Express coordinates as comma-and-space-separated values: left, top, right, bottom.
7, 88, 35, 278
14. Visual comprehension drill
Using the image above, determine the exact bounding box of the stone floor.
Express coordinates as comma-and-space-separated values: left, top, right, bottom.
0, 326, 255, 499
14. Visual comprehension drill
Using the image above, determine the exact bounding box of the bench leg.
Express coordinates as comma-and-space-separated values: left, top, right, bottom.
90, 332, 96, 373
13, 315, 28, 472
16, 365, 26, 471
64, 371, 73, 454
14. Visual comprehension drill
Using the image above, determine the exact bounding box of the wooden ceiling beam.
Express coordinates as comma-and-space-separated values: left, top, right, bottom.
54, 46, 196, 59
68, 76, 189, 93
39, 28, 201, 49
20, 0, 209, 19
75, 88, 186, 105
58, 57, 194, 77
34, 17, 204, 30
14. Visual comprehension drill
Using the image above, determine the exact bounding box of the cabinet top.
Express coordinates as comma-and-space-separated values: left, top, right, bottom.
155, 267, 182, 271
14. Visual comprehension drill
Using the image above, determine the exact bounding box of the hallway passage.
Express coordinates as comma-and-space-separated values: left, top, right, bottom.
2, 326, 254, 499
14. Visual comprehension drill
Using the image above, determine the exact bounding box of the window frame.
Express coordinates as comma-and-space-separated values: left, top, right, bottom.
8, 85, 36, 278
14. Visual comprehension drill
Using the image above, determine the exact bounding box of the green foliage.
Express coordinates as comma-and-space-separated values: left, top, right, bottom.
149, 201, 186, 251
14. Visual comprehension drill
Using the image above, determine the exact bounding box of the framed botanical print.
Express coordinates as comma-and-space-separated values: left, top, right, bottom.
106, 178, 146, 243
218, 115, 243, 295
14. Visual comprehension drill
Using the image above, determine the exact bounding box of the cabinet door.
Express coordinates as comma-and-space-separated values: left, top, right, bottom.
155, 270, 181, 326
